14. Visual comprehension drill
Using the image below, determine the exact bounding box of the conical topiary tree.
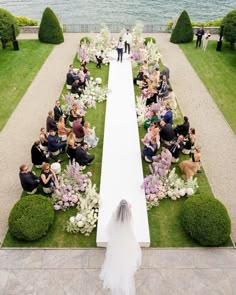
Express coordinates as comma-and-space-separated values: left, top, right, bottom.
170, 10, 193, 44
38, 7, 64, 44
0, 8, 19, 49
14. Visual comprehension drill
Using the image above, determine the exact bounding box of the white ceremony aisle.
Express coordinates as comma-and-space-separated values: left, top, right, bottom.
96, 51, 150, 247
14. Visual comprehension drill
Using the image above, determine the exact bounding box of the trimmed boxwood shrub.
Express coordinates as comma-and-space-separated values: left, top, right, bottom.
16, 16, 38, 26
9, 195, 54, 241
182, 196, 231, 246
144, 37, 156, 46
38, 7, 64, 44
80, 36, 92, 46
170, 10, 193, 44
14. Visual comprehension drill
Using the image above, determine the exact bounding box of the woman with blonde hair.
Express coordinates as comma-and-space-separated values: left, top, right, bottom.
66, 131, 77, 161
57, 116, 71, 141
83, 121, 99, 149
179, 146, 201, 179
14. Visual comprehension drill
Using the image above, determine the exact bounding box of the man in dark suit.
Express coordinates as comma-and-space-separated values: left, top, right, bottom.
46, 111, 57, 132
54, 100, 66, 122
66, 69, 75, 86
196, 26, 205, 48
19, 164, 40, 193
75, 142, 95, 167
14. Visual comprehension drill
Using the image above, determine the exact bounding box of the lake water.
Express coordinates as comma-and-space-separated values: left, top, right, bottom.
0, 0, 235, 25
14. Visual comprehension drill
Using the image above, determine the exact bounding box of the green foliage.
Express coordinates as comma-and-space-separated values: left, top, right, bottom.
170, 10, 193, 44
144, 37, 156, 46
223, 10, 236, 48
16, 16, 39, 26
182, 196, 231, 246
0, 8, 20, 49
192, 18, 223, 27
9, 195, 55, 241
38, 7, 64, 44
167, 18, 222, 31
80, 36, 92, 46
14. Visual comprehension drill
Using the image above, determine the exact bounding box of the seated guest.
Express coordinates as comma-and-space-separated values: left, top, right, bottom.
162, 106, 173, 125
142, 136, 157, 163
182, 128, 196, 154
73, 118, 85, 142
57, 116, 71, 141
66, 69, 75, 87
149, 68, 159, 87
66, 132, 78, 162
71, 78, 83, 96
69, 103, 80, 125
48, 130, 66, 155
84, 71, 91, 84
81, 60, 88, 73
169, 135, 185, 163
19, 164, 40, 194
133, 66, 144, 85
163, 88, 177, 110
83, 121, 99, 149
54, 100, 66, 122
142, 121, 160, 149
159, 120, 176, 143
149, 59, 159, 74
39, 127, 48, 151
158, 80, 169, 99
46, 111, 57, 132
144, 111, 159, 130
180, 146, 201, 179
160, 64, 170, 80
174, 116, 190, 137
40, 163, 59, 194
95, 50, 104, 68
31, 140, 49, 168
151, 144, 172, 176
75, 142, 95, 167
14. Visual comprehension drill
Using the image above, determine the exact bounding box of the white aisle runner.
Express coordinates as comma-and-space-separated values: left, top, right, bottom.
96, 51, 150, 247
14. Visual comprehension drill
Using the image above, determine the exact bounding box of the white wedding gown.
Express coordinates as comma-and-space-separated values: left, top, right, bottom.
100, 212, 142, 295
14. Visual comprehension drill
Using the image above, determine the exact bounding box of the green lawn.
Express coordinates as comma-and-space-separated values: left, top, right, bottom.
0, 40, 54, 131
3, 57, 108, 248
179, 40, 236, 133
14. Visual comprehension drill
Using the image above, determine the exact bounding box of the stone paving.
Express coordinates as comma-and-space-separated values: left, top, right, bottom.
0, 249, 236, 294
0, 33, 236, 294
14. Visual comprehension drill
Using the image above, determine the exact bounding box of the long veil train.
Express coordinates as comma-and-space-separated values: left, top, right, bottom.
100, 200, 142, 295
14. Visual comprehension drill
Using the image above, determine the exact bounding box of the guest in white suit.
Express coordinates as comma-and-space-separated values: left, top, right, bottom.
123, 29, 132, 54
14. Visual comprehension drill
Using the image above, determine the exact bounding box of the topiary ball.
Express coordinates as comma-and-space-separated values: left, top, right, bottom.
182, 196, 231, 246
9, 195, 54, 241
144, 37, 156, 46
80, 36, 92, 46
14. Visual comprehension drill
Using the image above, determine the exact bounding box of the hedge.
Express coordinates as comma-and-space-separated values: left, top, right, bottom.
9, 195, 54, 241
182, 196, 231, 246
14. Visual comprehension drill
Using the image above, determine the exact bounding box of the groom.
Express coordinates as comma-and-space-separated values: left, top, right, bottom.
123, 29, 132, 54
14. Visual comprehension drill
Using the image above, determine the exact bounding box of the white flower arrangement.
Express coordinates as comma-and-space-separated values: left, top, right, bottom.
80, 80, 109, 108
136, 96, 147, 126
65, 180, 100, 236
141, 168, 199, 210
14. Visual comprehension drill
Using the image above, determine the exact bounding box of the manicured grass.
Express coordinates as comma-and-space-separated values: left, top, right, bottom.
179, 40, 236, 133
3, 57, 108, 248
134, 67, 232, 247
0, 40, 54, 131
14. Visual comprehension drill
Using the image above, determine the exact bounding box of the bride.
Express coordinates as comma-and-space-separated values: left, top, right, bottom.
100, 199, 142, 295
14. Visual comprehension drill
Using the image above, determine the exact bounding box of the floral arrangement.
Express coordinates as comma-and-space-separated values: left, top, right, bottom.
78, 24, 112, 64
141, 168, 198, 210
64, 180, 99, 236
80, 80, 109, 108
61, 93, 86, 115
52, 161, 93, 211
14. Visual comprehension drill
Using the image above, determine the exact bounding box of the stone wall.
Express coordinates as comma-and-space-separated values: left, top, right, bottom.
20, 26, 39, 33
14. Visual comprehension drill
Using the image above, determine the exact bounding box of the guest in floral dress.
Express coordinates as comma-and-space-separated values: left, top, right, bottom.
83, 121, 99, 149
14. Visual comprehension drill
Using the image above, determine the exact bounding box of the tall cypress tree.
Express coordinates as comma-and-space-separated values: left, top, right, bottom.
170, 10, 193, 44
38, 7, 64, 44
